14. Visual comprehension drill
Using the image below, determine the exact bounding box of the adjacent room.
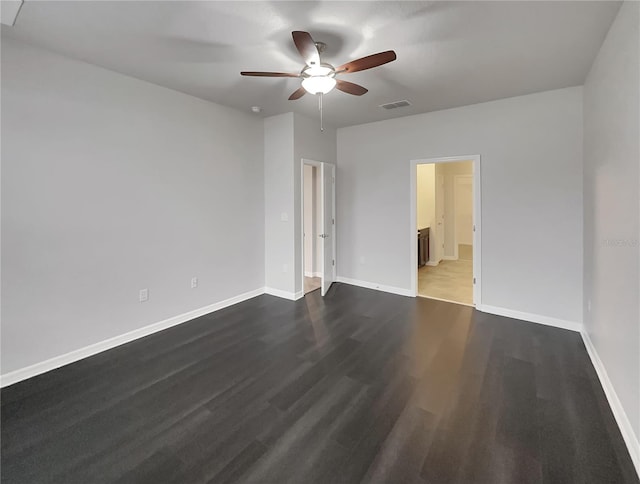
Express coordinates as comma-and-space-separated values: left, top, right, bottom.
1, 1, 638, 483
416, 160, 475, 306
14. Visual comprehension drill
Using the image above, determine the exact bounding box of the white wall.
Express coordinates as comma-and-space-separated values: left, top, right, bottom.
264, 113, 295, 294
337, 87, 583, 323
1, 37, 265, 374
583, 0, 640, 457
416, 163, 435, 230
264, 112, 336, 297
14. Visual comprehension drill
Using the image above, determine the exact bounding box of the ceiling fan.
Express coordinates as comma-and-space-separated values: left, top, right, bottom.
241, 31, 396, 129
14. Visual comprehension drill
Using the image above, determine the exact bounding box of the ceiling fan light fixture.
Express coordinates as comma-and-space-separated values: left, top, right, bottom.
302, 76, 336, 95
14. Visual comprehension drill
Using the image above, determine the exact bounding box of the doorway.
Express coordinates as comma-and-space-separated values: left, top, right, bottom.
409, 155, 481, 306
301, 159, 336, 296
303, 163, 321, 294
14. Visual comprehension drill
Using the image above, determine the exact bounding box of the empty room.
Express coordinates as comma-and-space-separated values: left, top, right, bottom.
1, 1, 639, 483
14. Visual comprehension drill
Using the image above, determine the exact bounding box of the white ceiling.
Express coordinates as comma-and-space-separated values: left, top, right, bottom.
2, 1, 620, 127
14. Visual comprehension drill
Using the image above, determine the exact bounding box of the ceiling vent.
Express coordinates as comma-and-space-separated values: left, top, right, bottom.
379, 100, 411, 110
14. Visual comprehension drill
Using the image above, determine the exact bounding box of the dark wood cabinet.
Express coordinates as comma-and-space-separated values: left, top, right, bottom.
418, 227, 430, 267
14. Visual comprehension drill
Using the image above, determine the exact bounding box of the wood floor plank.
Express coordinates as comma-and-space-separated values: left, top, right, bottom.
1, 285, 637, 484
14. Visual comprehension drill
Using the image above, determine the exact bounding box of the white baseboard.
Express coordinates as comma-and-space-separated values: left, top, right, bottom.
475, 304, 582, 332
0, 287, 266, 388
304, 271, 322, 278
581, 330, 640, 477
425, 261, 439, 267
442, 255, 458, 261
264, 287, 304, 301
336, 276, 412, 297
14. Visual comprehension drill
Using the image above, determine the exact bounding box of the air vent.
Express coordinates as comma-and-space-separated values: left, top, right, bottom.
379, 100, 411, 110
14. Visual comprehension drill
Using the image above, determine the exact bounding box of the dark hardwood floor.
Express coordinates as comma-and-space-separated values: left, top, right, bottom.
1, 284, 638, 484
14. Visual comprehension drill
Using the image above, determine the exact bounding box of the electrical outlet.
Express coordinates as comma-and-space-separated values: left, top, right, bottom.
282, 264, 288, 273
191, 277, 198, 289
280, 212, 288, 222
139, 288, 148, 302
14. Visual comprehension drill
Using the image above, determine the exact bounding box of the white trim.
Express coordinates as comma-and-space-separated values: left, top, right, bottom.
476, 304, 582, 332
409, 155, 482, 306
581, 331, 640, 477
336, 277, 412, 297
0, 287, 265, 388
304, 271, 322, 278
442, 255, 459, 261
264, 287, 304, 301
425, 261, 439, 267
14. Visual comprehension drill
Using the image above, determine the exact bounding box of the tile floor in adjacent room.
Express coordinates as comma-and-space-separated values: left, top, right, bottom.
304, 276, 321, 294
418, 244, 473, 305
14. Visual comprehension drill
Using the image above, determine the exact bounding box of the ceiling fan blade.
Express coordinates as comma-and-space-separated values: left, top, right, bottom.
288, 87, 307, 100
241, 71, 300, 77
292, 31, 320, 66
336, 80, 368, 96
336, 50, 397, 74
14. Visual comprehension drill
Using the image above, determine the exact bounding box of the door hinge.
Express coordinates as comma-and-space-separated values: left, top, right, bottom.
332, 218, 335, 225
332, 259, 335, 266
473, 277, 476, 284
473, 225, 476, 232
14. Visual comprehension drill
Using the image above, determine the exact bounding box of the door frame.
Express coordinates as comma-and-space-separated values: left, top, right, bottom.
409, 155, 482, 306
300, 158, 336, 295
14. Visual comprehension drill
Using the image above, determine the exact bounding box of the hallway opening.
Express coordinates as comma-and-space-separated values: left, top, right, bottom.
303, 163, 322, 294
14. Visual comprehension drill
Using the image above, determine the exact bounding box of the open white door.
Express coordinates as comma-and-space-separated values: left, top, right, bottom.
434, 172, 445, 263
320, 163, 336, 296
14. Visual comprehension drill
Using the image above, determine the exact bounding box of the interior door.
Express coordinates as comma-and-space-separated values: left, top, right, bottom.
320, 163, 336, 296
434, 172, 445, 262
